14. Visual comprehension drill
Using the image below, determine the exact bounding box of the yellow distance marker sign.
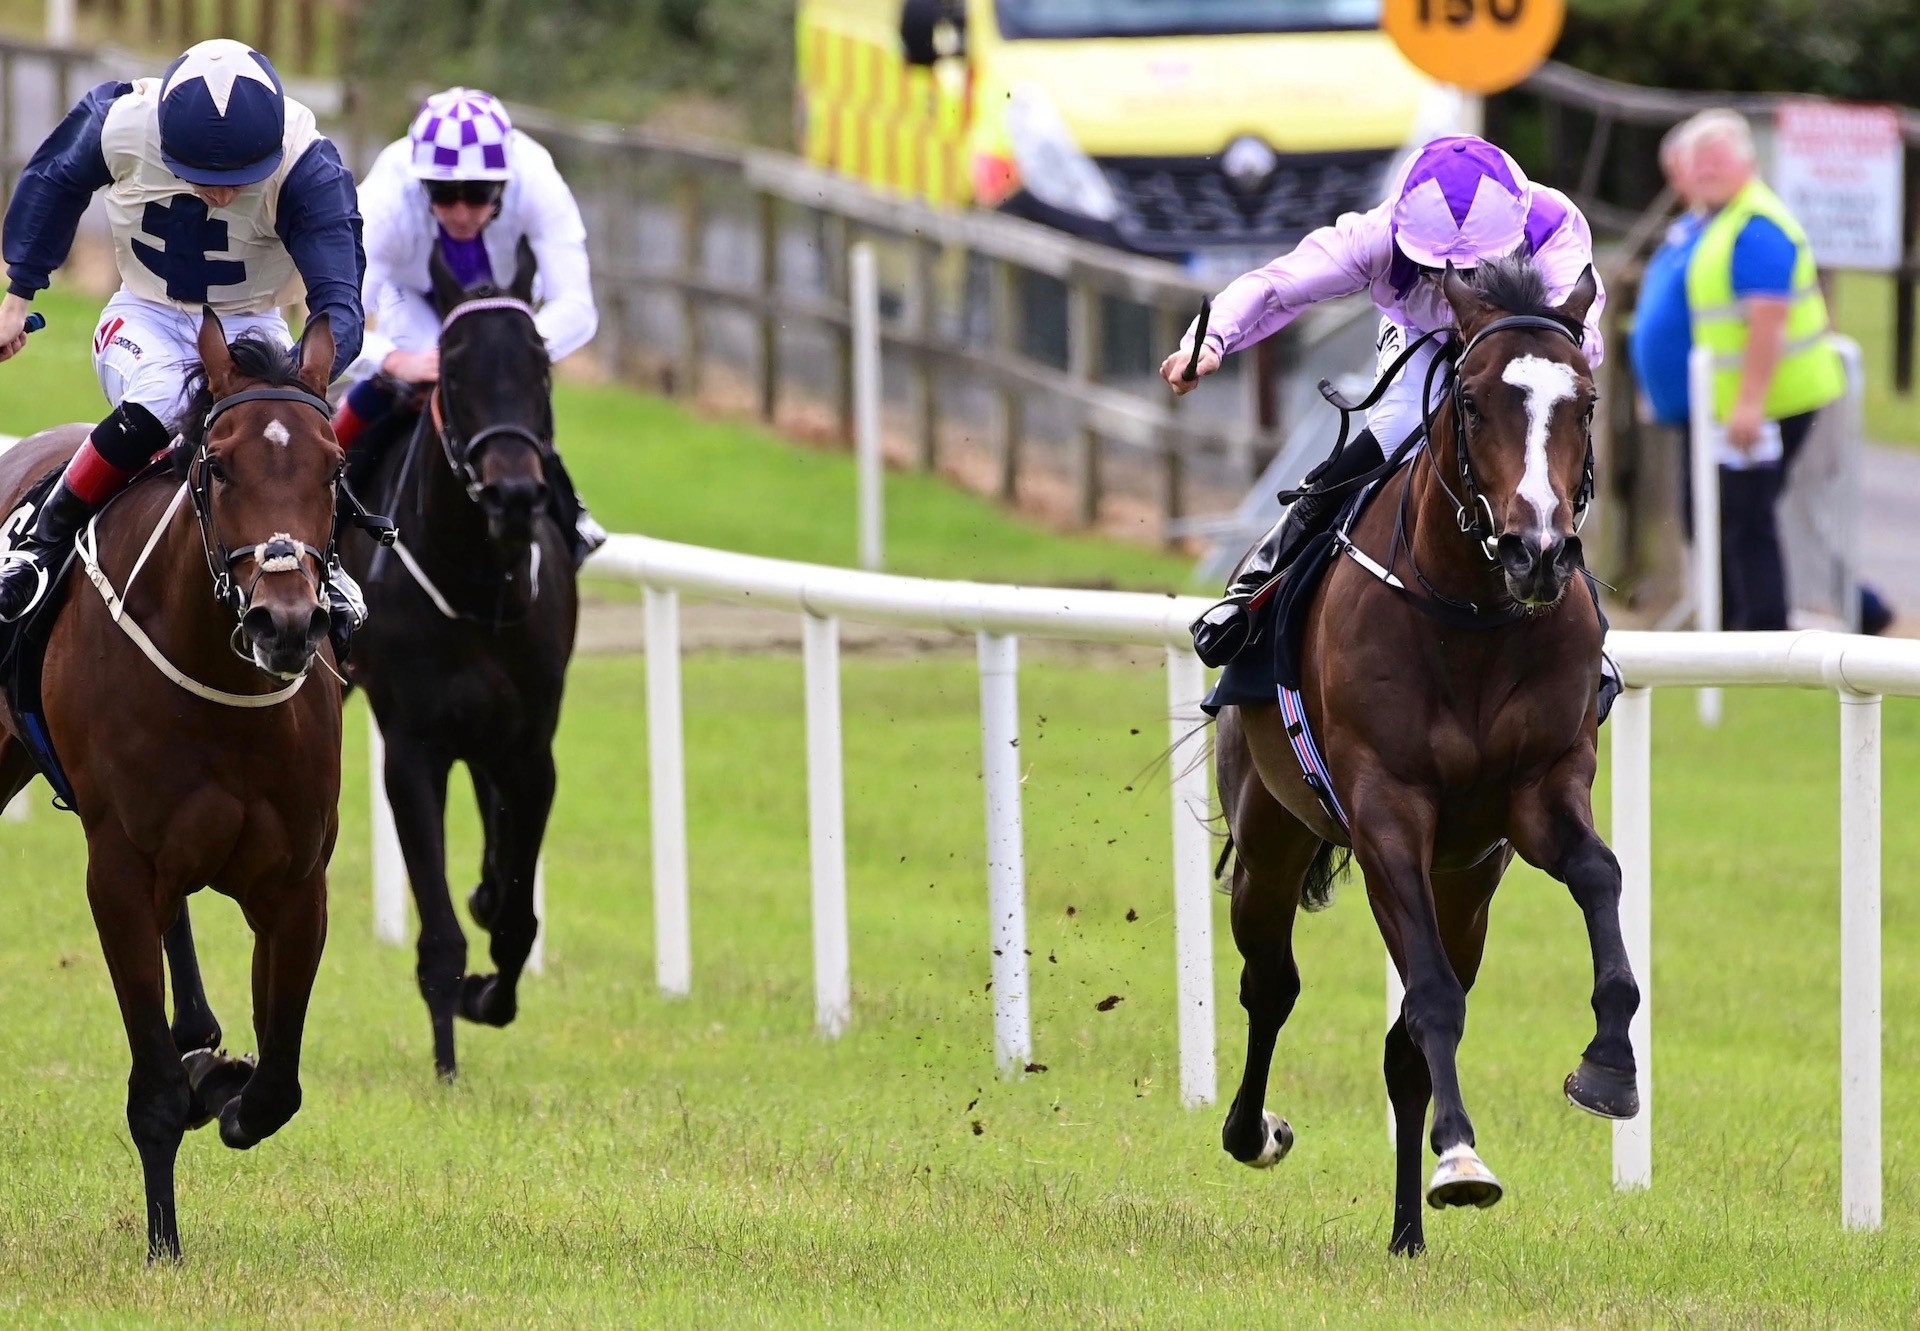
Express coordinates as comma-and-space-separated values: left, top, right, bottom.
1382, 0, 1567, 94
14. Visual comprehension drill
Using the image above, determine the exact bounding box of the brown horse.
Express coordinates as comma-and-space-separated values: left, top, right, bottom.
1214, 257, 1639, 1255
0, 312, 344, 1261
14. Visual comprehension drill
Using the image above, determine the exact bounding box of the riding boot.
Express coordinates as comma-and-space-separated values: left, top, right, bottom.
544, 453, 606, 569
1189, 428, 1388, 668
323, 558, 368, 664
0, 477, 95, 622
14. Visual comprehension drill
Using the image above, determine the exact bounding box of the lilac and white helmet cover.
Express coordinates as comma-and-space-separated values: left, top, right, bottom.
1389, 135, 1532, 270
407, 87, 513, 181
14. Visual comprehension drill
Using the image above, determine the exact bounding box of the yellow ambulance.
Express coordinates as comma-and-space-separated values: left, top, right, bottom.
797, 0, 1468, 283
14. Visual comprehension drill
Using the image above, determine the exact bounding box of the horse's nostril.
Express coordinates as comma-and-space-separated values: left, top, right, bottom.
242, 605, 276, 641
306, 605, 330, 645
1556, 535, 1585, 571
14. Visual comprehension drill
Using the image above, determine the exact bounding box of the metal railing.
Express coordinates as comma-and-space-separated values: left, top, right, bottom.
366, 532, 1909, 1231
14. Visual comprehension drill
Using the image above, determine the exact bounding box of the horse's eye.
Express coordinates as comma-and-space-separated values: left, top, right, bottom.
204, 457, 230, 485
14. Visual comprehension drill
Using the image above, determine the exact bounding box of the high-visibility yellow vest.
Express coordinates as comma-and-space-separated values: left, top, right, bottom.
1685, 177, 1846, 422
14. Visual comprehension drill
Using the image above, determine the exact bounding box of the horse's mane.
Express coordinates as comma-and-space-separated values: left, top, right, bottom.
174, 334, 312, 463
1468, 253, 1556, 321
1465, 253, 1590, 347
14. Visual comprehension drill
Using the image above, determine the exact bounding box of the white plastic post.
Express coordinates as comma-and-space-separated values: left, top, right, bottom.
852, 241, 884, 572
804, 613, 852, 1038
646, 586, 691, 997
977, 632, 1031, 1076
369, 714, 409, 945
1839, 690, 1882, 1230
525, 858, 546, 976
1611, 685, 1653, 1191
1165, 647, 1215, 1108
1688, 346, 1723, 726
1834, 338, 1865, 633
44, 0, 74, 45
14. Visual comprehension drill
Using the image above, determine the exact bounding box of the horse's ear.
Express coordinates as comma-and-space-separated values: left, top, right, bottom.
1554, 264, 1600, 331
1440, 262, 1493, 336
197, 306, 234, 397
510, 235, 537, 304
428, 244, 466, 315
296, 317, 335, 398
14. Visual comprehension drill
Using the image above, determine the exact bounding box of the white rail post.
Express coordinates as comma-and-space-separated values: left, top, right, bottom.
526, 858, 546, 976
45, 0, 74, 45
804, 613, 852, 1037
369, 714, 409, 945
1688, 346, 1723, 726
1611, 685, 1653, 1190
977, 632, 1031, 1076
852, 241, 884, 572
1839, 689, 1882, 1230
1165, 647, 1215, 1107
646, 587, 692, 997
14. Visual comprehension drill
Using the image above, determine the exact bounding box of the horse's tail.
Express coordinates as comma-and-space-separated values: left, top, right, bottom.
1302, 842, 1351, 913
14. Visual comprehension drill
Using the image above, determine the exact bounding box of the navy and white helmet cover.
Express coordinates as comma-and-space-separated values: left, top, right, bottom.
157, 39, 285, 186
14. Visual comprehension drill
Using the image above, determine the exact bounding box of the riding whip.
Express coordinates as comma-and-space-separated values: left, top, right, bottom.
1182, 296, 1212, 382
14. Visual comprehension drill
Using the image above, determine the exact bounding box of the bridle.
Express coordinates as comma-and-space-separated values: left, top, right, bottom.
1422, 313, 1596, 564
191, 385, 339, 635
427, 294, 553, 504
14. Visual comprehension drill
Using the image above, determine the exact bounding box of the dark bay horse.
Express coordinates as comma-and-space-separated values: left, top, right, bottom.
1214, 257, 1640, 1255
340, 240, 578, 1079
0, 314, 344, 1260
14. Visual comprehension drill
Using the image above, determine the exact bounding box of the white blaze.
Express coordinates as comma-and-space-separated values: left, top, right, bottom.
1501, 355, 1577, 534
263, 419, 291, 447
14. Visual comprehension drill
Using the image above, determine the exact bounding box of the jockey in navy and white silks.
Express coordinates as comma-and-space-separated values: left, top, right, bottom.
0, 38, 364, 621
333, 87, 604, 566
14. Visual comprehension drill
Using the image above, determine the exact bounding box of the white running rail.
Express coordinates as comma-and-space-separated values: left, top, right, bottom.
368, 533, 1916, 1227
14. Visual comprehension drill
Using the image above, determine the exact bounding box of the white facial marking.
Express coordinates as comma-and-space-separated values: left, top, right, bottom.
264, 418, 291, 448
1500, 355, 1577, 534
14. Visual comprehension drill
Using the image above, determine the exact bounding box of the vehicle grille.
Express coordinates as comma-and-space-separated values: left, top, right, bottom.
1098, 149, 1396, 254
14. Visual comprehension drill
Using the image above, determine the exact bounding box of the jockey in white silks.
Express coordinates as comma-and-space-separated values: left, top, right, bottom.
1163, 135, 1607, 668
0, 38, 365, 626
334, 87, 604, 566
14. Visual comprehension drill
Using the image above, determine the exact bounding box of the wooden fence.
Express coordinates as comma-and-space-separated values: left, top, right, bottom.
73, 0, 351, 75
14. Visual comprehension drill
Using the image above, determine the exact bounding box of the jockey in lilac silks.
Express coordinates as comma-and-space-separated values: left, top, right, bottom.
1165, 135, 1607, 668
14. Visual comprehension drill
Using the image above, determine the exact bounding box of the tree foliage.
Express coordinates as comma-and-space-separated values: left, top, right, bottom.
1560, 0, 1920, 103
352, 0, 795, 142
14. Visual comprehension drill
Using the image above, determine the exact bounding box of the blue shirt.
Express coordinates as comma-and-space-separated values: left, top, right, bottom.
1729, 215, 1798, 298
1629, 213, 1704, 426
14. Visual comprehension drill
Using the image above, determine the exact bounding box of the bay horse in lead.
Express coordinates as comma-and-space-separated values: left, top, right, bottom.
0, 315, 345, 1260
1213, 257, 1640, 1254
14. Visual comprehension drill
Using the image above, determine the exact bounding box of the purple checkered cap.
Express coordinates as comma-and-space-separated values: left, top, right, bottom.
1389, 135, 1532, 269
407, 87, 514, 181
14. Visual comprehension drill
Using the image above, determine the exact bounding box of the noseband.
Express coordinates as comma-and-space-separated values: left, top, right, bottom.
193, 385, 339, 628
1425, 314, 1596, 563
430, 295, 552, 504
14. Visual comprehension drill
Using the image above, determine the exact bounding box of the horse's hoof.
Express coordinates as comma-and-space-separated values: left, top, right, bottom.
1249, 1110, 1293, 1168
457, 973, 516, 1028
181, 1049, 253, 1131
1564, 1059, 1640, 1120
1426, 1145, 1503, 1210
216, 1100, 259, 1151
467, 882, 498, 931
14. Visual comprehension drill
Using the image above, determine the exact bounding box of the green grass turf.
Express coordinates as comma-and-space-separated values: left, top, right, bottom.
0, 658, 1913, 1325
0, 286, 1196, 593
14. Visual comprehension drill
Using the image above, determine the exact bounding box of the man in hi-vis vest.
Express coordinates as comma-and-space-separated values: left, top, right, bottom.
1684, 109, 1845, 632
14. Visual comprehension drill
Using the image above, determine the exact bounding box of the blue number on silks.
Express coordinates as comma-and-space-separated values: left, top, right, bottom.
130, 196, 247, 303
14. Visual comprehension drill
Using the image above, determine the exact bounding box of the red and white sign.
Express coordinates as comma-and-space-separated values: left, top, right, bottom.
1773, 100, 1905, 272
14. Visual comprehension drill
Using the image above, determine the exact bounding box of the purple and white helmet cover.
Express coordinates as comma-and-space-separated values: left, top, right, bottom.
1389, 135, 1532, 270
407, 87, 513, 181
